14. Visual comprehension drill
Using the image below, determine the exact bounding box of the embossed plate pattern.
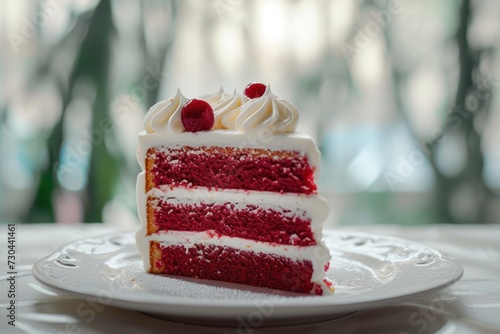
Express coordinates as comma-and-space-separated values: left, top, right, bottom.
33, 231, 463, 325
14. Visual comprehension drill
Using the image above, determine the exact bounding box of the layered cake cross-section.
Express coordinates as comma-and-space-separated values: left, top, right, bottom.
136, 84, 333, 295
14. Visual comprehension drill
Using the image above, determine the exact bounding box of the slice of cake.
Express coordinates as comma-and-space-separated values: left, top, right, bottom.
136, 83, 333, 295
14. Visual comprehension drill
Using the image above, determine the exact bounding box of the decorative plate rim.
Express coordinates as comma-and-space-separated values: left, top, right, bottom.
32, 230, 464, 311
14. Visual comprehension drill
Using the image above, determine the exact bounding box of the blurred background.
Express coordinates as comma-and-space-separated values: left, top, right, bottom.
1, 0, 499, 227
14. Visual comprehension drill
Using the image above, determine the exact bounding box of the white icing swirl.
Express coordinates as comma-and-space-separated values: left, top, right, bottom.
212, 92, 249, 130
143, 88, 188, 134
143, 86, 299, 134
199, 87, 229, 105
235, 86, 299, 134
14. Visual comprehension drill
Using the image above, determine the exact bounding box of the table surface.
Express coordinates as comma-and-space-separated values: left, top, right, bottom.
1, 223, 499, 334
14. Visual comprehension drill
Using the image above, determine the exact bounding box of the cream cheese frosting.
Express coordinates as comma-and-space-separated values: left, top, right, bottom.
198, 87, 230, 105
143, 88, 187, 134
213, 91, 249, 130
143, 85, 299, 135
235, 85, 299, 134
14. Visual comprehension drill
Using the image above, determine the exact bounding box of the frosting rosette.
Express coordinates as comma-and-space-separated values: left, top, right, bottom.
212, 92, 249, 130
199, 87, 230, 106
235, 86, 299, 134
144, 88, 187, 134
143, 85, 299, 134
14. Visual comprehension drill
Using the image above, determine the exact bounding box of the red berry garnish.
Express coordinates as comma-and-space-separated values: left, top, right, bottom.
244, 83, 267, 99
181, 98, 214, 132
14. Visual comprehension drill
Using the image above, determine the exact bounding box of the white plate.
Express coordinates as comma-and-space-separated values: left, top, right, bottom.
33, 230, 463, 326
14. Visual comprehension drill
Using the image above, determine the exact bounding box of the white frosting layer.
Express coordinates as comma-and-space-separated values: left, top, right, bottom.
136, 131, 320, 178
136, 174, 330, 237
136, 230, 331, 290
146, 185, 329, 232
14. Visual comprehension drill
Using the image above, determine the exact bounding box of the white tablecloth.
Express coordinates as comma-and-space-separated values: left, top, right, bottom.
1, 224, 499, 334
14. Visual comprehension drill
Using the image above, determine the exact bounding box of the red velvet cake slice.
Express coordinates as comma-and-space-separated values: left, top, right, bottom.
136, 85, 333, 295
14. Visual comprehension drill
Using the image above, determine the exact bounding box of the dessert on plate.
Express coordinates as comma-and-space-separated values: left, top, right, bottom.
136, 83, 333, 295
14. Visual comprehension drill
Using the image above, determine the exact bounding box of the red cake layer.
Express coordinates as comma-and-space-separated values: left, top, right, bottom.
150, 241, 322, 294
146, 197, 316, 246
145, 146, 316, 194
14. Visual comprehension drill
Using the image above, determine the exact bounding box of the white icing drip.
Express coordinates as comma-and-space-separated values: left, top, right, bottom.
144, 88, 188, 135
235, 86, 299, 134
